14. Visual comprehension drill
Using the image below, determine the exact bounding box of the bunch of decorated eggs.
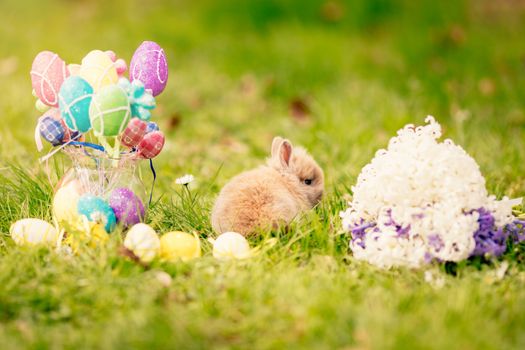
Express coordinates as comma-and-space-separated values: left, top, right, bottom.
31, 41, 168, 159
10, 213, 256, 263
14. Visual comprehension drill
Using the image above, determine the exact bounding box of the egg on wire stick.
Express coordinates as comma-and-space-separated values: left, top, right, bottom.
89, 84, 131, 160
19, 41, 171, 253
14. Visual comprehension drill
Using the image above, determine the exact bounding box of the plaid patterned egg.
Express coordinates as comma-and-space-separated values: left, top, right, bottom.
137, 131, 165, 159
121, 118, 147, 148
39, 116, 65, 146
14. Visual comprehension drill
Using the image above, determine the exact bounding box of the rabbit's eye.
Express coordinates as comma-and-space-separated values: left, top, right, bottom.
304, 179, 313, 185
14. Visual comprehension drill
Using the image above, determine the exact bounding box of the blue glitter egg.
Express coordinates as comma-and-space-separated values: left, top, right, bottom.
59, 76, 93, 133
77, 194, 116, 233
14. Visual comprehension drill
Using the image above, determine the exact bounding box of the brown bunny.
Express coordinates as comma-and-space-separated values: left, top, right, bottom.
211, 137, 324, 236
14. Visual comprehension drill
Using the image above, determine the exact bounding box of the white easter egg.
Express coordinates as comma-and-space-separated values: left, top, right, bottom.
10, 218, 59, 246
212, 231, 251, 260
124, 223, 160, 263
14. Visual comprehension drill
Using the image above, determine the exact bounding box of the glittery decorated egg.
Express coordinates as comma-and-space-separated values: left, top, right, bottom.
10, 218, 59, 246
109, 187, 145, 227
77, 194, 116, 233
31, 51, 69, 107
79, 50, 118, 91
146, 122, 159, 134
59, 76, 93, 132
130, 41, 168, 96
160, 231, 201, 262
39, 116, 65, 146
89, 84, 131, 137
124, 223, 160, 263
212, 232, 252, 260
137, 131, 165, 159
53, 180, 83, 229
121, 118, 147, 148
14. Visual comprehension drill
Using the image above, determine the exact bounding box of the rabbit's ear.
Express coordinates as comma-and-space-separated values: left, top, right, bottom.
271, 136, 284, 158
278, 139, 293, 168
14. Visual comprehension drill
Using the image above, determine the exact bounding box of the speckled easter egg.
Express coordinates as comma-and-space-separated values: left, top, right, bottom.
124, 223, 160, 263
130, 41, 168, 96
59, 76, 93, 132
77, 194, 116, 233
160, 231, 201, 262
121, 118, 147, 148
31, 51, 69, 107
89, 84, 131, 137
10, 218, 59, 246
212, 232, 252, 260
39, 116, 65, 146
137, 131, 165, 159
109, 187, 145, 227
79, 50, 118, 91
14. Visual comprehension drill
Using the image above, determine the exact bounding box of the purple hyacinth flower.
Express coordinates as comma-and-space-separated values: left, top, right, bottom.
470, 208, 509, 257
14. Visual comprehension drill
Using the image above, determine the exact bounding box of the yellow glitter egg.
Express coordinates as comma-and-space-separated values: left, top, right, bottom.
79, 50, 118, 91
160, 231, 201, 262
124, 223, 160, 263
211, 231, 252, 260
10, 218, 59, 246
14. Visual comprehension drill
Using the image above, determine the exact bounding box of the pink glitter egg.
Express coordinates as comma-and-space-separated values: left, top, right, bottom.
137, 131, 165, 159
130, 41, 168, 97
121, 118, 147, 148
109, 188, 145, 227
31, 51, 70, 107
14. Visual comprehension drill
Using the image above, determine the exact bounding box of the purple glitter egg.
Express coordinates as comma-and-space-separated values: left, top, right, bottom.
109, 187, 145, 227
130, 41, 168, 97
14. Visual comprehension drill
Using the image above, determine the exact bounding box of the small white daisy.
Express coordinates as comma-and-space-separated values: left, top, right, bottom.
175, 174, 194, 185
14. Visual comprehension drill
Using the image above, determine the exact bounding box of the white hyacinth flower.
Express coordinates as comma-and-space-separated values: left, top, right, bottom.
341, 116, 514, 268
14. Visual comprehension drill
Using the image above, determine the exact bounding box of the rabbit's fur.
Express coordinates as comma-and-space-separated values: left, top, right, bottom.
211, 137, 324, 236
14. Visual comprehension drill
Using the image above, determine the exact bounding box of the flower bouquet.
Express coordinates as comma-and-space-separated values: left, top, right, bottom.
340, 117, 525, 268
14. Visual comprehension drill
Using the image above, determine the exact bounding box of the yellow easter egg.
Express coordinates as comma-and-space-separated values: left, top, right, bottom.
79, 50, 118, 91
124, 223, 160, 263
52, 180, 84, 232
160, 231, 201, 262
10, 218, 59, 246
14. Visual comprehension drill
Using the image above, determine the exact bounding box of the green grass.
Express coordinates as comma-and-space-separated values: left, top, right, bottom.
1, 0, 525, 348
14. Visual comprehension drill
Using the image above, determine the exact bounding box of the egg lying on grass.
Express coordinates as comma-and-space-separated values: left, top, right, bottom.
160, 231, 201, 262
124, 223, 160, 263
10, 218, 60, 246
210, 231, 252, 260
